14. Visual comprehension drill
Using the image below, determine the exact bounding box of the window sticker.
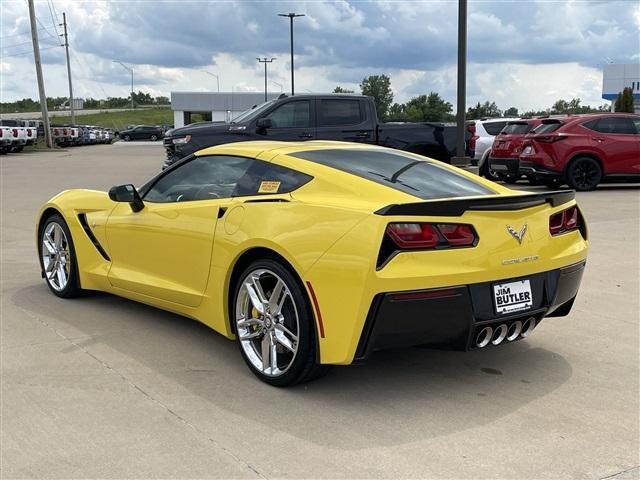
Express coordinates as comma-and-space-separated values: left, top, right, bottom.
258, 181, 281, 194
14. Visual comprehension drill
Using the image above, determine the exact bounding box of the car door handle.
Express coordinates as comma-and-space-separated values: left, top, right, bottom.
592, 137, 605, 142
298, 133, 313, 139
354, 132, 370, 138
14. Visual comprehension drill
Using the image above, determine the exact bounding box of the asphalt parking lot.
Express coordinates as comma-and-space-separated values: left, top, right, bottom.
1, 144, 638, 479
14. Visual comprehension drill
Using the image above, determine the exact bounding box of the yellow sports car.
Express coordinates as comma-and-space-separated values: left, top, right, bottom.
37, 141, 588, 386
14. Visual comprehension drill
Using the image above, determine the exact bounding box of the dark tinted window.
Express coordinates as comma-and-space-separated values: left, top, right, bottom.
319, 99, 362, 126
265, 101, 311, 128
502, 122, 532, 134
234, 161, 312, 196
583, 117, 637, 134
483, 121, 508, 135
533, 121, 563, 134
144, 155, 253, 202
290, 149, 494, 200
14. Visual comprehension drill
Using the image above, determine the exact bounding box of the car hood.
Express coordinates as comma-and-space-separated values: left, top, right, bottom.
166, 122, 243, 137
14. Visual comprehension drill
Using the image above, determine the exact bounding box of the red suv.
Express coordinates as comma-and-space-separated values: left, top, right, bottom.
519, 114, 640, 191
489, 118, 543, 182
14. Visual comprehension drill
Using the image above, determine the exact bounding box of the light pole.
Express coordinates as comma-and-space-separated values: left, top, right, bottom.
453, 0, 468, 166
278, 12, 304, 95
272, 81, 284, 92
113, 61, 134, 109
201, 70, 220, 92
257, 57, 276, 102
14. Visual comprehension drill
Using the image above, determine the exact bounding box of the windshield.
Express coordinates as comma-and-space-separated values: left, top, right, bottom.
231, 100, 276, 123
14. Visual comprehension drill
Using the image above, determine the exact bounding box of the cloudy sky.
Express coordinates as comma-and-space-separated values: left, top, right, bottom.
1, 0, 639, 111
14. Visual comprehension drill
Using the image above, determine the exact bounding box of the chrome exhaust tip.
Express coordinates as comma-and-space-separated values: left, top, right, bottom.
476, 326, 493, 348
491, 324, 508, 345
521, 317, 537, 338
506, 321, 523, 341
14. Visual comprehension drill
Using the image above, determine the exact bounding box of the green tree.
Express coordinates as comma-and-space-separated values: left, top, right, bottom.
504, 106, 519, 117
466, 101, 502, 119
333, 86, 354, 94
360, 74, 393, 120
403, 92, 454, 122
387, 102, 407, 121
619, 87, 635, 113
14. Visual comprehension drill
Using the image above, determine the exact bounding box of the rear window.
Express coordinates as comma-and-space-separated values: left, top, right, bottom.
532, 121, 563, 134
483, 121, 508, 136
502, 122, 532, 134
289, 149, 494, 200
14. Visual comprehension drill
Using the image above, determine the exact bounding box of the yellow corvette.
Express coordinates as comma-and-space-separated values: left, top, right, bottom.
37, 141, 588, 385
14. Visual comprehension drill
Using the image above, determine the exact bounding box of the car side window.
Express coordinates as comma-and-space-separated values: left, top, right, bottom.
319, 99, 363, 126
587, 117, 637, 135
144, 155, 253, 203
264, 101, 311, 128
233, 160, 312, 196
633, 119, 640, 134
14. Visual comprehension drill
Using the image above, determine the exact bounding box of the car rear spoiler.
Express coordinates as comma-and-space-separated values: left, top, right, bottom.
375, 190, 575, 216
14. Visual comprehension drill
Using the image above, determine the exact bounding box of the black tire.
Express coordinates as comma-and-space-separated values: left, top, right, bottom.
566, 156, 602, 191
150, 134, 158, 141
480, 159, 501, 182
39, 214, 82, 298
502, 173, 520, 184
526, 175, 543, 186
11, 145, 24, 153
123, 135, 131, 142
232, 258, 329, 386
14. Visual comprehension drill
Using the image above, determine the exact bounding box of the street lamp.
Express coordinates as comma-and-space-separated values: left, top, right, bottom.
272, 81, 284, 92
113, 61, 134, 110
257, 57, 276, 102
278, 12, 305, 95
201, 70, 220, 92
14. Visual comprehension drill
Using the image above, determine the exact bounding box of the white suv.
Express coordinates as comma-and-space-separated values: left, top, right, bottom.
470, 118, 520, 181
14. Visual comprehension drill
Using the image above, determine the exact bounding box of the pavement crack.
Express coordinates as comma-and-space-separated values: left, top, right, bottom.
13, 304, 268, 479
600, 466, 640, 479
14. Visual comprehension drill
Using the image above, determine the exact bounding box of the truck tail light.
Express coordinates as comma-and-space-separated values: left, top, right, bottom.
63, 128, 68, 135
12, 128, 18, 137
27, 129, 32, 137
549, 205, 585, 238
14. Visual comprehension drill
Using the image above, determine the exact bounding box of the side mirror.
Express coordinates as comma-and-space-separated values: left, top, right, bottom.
256, 118, 272, 129
108, 184, 144, 212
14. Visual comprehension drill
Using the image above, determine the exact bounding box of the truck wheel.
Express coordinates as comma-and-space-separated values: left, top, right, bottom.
566, 157, 602, 191
123, 135, 131, 142
150, 135, 158, 141
11, 146, 24, 153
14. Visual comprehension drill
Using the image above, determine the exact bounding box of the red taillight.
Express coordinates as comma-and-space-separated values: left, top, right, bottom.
467, 123, 479, 150
63, 128, 68, 135
27, 129, 32, 136
386, 223, 477, 250
12, 128, 18, 137
549, 206, 581, 235
387, 223, 439, 249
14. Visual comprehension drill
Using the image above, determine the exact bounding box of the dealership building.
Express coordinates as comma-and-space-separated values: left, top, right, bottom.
602, 63, 640, 112
170, 91, 281, 128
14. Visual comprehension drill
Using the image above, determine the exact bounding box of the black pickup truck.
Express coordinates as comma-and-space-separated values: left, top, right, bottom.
163, 94, 467, 169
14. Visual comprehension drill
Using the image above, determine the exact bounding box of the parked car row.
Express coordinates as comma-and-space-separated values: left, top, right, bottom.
51, 125, 114, 147
486, 113, 640, 191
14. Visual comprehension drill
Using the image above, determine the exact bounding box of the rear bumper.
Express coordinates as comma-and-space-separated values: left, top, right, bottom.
489, 156, 519, 176
354, 261, 585, 361
519, 160, 562, 178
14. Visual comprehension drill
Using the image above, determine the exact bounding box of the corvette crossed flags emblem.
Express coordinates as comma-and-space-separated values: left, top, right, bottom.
506, 224, 527, 244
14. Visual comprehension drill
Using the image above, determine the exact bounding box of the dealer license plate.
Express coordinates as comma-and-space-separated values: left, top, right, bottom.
493, 279, 532, 314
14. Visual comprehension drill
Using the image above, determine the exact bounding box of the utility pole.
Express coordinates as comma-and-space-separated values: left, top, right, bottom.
60, 12, 75, 123
27, 0, 52, 148
113, 61, 134, 109
257, 58, 275, 102
278, 13, 304, 95
452, 0, 468, 167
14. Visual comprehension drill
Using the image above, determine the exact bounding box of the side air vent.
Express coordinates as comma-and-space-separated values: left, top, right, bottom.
77, 213, 111, 261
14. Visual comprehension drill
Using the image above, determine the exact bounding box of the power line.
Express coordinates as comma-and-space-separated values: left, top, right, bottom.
50, 0, 61, 23
22, 0, 59, 41
1, 39, 61, 50
0, 27, 56, 40
46, 0, 62, 38
0, 44, 61, 59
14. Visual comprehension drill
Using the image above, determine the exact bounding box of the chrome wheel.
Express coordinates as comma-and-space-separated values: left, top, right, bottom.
41, 222, 71, 291
235, 268, 299, 377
